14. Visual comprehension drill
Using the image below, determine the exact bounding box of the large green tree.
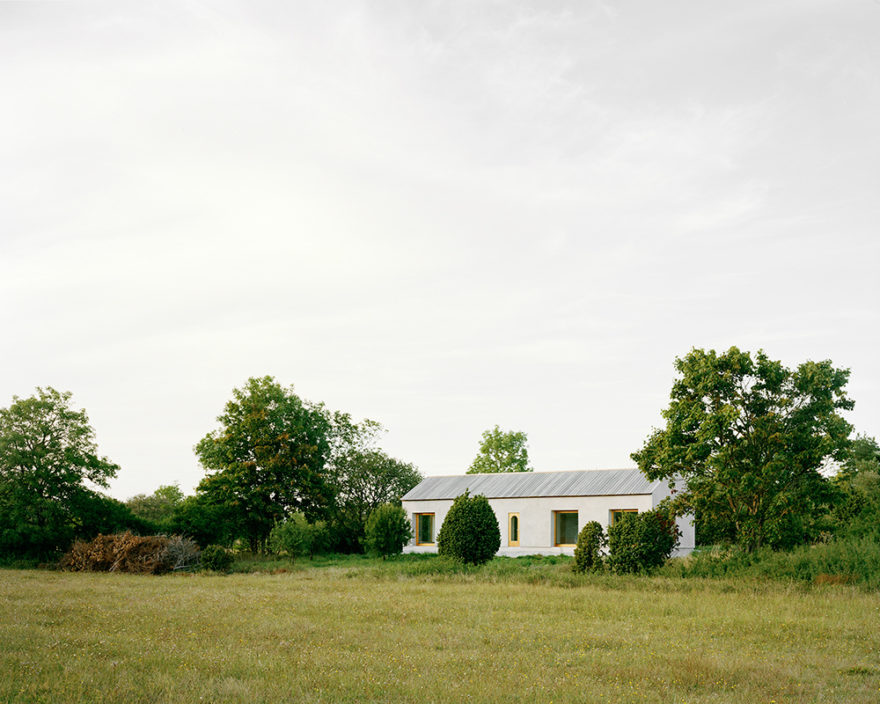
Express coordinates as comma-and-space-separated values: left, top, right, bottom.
194, 376, 333, 552
327, 415, 422, 551
632, 347, 853, 551
0, 387, 120, 558
466, 425, 533, 474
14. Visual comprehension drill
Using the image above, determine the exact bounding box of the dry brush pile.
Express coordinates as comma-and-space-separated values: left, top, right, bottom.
60, 532, 200, 574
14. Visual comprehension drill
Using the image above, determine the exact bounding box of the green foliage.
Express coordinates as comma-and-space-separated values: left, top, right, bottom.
632, 347, 852, 551
195, 376, 334, 552
68, 491, 154, 537
0, 387, 121, 559
660, 535, 880, 589
327, 414, 422, 552
168, 494, 235, 549
466, 425, 533, 474
126, 484, 184, 530
268, 514, 330, 563
572, 521, 605, 574
831, 434, 880, 539
436, 491, 500, 565
200, 544, 234, 572
607, 510, 678, 574
364, 503, 412, 559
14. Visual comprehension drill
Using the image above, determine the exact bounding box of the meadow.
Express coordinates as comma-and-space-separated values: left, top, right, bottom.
2, 557, 880, 703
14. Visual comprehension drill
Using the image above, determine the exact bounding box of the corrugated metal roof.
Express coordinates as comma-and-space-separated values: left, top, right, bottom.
402, 469, 658, 501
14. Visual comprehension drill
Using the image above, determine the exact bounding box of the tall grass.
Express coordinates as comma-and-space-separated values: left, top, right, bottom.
659, 535, 880, 588
2, 568, 879, 703
226, 535, 880, 590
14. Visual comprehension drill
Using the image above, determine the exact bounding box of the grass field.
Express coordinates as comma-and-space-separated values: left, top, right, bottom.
2, 562, 880, 703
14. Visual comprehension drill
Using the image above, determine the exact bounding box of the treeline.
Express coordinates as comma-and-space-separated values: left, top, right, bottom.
0, 377, 422, 561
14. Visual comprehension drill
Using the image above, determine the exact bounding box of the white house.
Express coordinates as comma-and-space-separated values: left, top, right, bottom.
401, 468, 695, 557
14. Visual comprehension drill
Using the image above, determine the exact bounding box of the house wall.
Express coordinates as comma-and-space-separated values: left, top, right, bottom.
651, 480, 695, 556
402, 492, 695, 557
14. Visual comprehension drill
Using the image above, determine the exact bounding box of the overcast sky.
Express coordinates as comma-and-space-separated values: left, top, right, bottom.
2, 1, 878, 500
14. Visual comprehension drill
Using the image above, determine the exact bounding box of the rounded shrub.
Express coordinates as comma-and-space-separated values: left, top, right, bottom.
607, 510, 678, 574
572, 521, 605, 574
364, 503, 412, 559
200, 544, 234, 572
436, 491, 500, 565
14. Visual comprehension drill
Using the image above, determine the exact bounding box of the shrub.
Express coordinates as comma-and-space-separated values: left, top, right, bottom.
572, 521, 605, 574
436, 491, 500, 565
268, 514, 330, 563
162, 535, 201, 571
60, 532, 172, 574
364, 503, 412, 559
200, 544, 233, 572
607, 510, 678, 574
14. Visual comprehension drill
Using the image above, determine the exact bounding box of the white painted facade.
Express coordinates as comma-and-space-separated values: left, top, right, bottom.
402, 478, 695, 557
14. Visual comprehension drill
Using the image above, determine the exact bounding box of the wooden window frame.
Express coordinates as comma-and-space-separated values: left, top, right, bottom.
610, 509, 638, 526
415, 513, 435, 546
508, 513, 520, 547
553, 510, 578, 547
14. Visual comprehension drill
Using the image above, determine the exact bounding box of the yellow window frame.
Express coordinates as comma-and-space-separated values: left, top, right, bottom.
553, 510, 578, 547
415, 513, 435, 546
610, 508, 638, 526
508, 513, 520, 547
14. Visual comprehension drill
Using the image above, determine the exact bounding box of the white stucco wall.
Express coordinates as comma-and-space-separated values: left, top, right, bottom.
402, 492, 694, 557
651, 480, 695, 556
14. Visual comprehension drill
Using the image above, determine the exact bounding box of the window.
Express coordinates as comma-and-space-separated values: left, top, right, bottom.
610, 509, 638, 526
508, 513, 520, 547
554, 511, 578, 546
415, 513, 435, 545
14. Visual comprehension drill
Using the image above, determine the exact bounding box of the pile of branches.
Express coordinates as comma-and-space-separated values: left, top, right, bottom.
60, 532, 199, 574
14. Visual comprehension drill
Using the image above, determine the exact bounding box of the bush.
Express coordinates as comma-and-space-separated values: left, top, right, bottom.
60, 532, 173, 574
268, 514, 330, 563
607, 510, 678, 574
364, 504, 412, 559
572, 521, 605, 574
200, 544, 234, 572
437, 491, 500, 565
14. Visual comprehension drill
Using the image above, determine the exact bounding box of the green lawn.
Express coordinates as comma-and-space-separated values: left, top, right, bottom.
2, 563, 879, 703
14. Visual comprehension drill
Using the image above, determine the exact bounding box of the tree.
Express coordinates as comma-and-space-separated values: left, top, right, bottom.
126, 484, 185, 529
832, 434, 880, 538
466, 425, 533, 474
632, 347, 853, 552
69, 491, 153, 538
169, 494, 235, 549
0, 387, 120, 558
364, 503, 412, 559
194, 377, 334, 552
436, 491, 500, 565
836, 434, 880, 483
327, 414, 423, 552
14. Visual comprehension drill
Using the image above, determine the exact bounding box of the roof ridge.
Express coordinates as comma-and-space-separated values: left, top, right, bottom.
424, 467, 641, 479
